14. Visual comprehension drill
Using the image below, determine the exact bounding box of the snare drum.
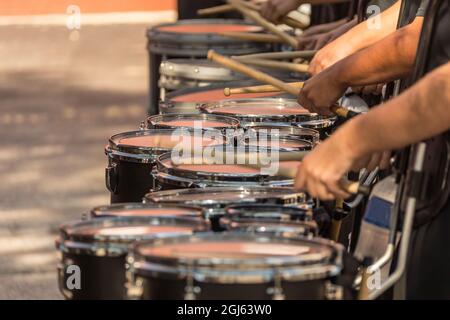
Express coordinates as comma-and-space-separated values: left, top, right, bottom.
147, 19, 269, 113
56, 216, 209, 299
200, 98, 318, 124
152, 152, 301, 190
90, 203, 204, 220
159, 59, 246, 100
160, 80, 291, 114
221, 204, 317, 237
105, 129, 226, 203
128, 232, 344, 300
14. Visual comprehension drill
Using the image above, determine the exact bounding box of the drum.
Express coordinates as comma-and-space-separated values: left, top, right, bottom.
200, 98, 318, 125
147, 19, 270, 113
144, 186, 308, 231
158, 59, 246, 100
221, 204, 318, 237
146, 113, 240, 134
296, 118, 336, 140
245, 123, 320, 145
128, 232, 344, 300
56, 216, 209, 300
159, 80, 291, 115
105, 129, 227, 203
152, 151, 301, 190
238, 130, 314, 152
90, 202, 204, 220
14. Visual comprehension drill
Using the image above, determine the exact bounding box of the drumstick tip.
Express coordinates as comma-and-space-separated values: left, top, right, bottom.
223, 87, 231, 96
207, 50, 215, 60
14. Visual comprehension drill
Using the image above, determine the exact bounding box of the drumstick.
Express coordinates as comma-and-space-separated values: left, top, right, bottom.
232, 50, 317, 60
240, 58, 309, 73
219, 31, 284, 43
228, 0, 299, 48
198, 2, 305, 30
208, 50, 354, 119
223, 82, 304, 96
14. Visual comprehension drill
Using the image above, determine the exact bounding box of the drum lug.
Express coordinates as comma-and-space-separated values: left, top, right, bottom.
105, 162, 118, 194
184, 268, 200, 300
57, 258, 75, 300
125, 254, 143, 300
139, 121, 146, 130
325, 281, 343, 300
267, 273, 285, 300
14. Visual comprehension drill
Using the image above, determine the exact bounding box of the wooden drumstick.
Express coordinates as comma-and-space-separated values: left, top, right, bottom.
208, 50, 300, 96
228, 0, 299, 48
219, 31, 284, 43
233, 50, 317, 60
198, 2, 306, 30
240, 58, 309, 73
208, 50, 355, 119
224, 82, 304, 96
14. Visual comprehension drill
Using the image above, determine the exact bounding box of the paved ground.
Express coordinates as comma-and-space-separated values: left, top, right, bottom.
0, 22, 160, 299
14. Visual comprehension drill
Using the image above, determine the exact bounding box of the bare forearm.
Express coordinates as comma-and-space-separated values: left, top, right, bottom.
341, 1, 400, 53
339, 62, 450, 156
333, 17, 422, 87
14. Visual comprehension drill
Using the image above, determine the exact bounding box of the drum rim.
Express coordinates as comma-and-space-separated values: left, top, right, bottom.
147, 19, 263, 37
106, 128, 228, 163
146, 113, 241, 131
130, 232, 343, 282
90, 202, 205, 219
238, 132, 314, 152
159, 59, 244, 81
144, 186, 306, 207
57, 216, 208, 257
199, 98, 317, 122
245, 123, 320, 143
154, 151, 295, 184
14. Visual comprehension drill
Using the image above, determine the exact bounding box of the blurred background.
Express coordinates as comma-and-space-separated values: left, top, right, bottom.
0, 0, 177, 299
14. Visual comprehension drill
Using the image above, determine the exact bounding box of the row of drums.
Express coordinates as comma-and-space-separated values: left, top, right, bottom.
56, 19, 356, 300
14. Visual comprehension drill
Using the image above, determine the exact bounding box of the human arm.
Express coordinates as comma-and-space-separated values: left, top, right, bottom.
294, 61, 450, 199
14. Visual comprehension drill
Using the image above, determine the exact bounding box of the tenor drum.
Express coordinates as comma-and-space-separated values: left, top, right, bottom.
144, 186, 308, 231
105, 129, 226, 203
159, 59, 246, 100
147, 19, 270, 113
238, 130, 314, 151
296, 118, 336, 140
128, 232, 344, 300
146, 113, 240, 133
159, 80, 291, 114
152, 152, 301, 190
90, 202, 204, 220
200, 98, 318, 124
221, 204, 318, 237
56, 216, 209, 299
246, 123, 320, 145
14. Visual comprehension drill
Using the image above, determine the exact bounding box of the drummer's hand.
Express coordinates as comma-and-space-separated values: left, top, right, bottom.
298, 67, 347, 116
294, 134, 356, 200
351, 84, 385, 95
260, 0, 301, 24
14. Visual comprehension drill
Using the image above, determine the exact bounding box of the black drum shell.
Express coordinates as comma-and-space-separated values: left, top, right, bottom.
107, 156, 156, 204
58, 251, 127, 300
138, 275, 327, 300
